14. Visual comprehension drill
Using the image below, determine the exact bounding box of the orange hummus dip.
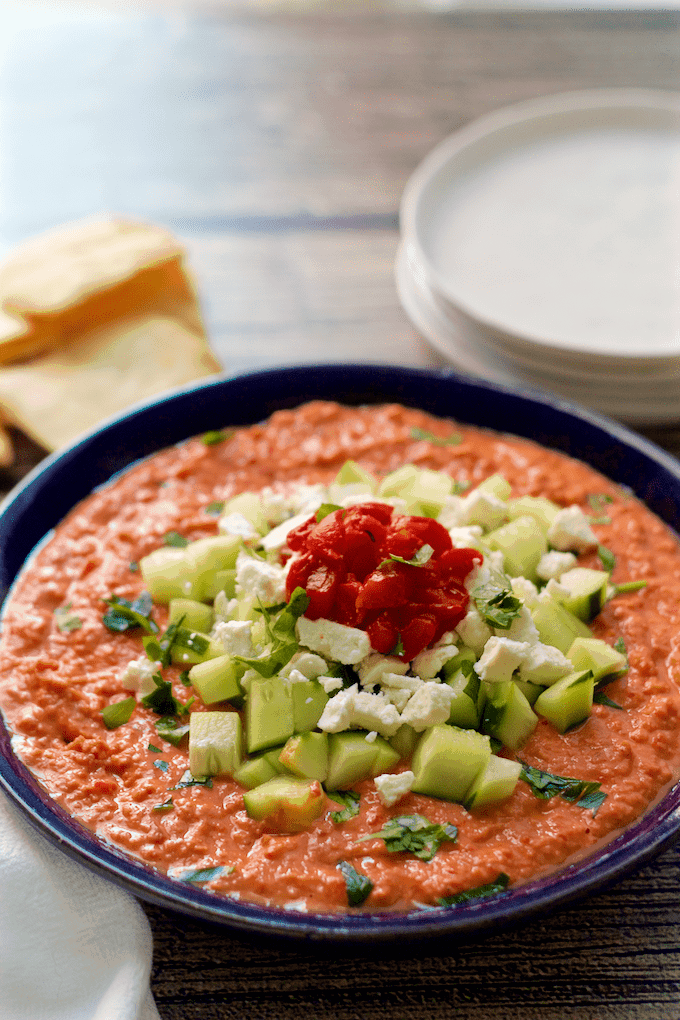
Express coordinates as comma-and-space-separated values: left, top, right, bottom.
1, 400, 680, 913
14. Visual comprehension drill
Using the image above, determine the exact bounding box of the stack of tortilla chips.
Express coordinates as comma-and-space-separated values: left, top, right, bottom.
0, 216, 222, 463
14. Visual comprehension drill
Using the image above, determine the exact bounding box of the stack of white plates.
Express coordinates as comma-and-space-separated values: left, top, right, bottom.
396, 89, 680, 425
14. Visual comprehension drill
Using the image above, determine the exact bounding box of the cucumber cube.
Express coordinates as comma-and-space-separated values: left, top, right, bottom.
445, 666, 481, 729
189, 711, 242, 777
334, 460, 377, 490
370, 736, 400, 776
291, 680, 328, 734
242, 776, 327, 830
481, 681, 538, 751
566, 637, 627, 681
246, 676, 295, 753
139, 547, 192, 603
534, 670, 594, 732
464, 754, 522, 810
558, 567, 609, 622
411, 725, 491, 803
531, 595, 591, 653
389, 723, 420, 759
476, 474, 512, 501
233, 755, 278, 790
326, 731, 380, 790
279, 732, 329, 781
188, 654, 243, 705
485, 515, 548, 582
168, 598, 214, 634
507, 495, 560, 530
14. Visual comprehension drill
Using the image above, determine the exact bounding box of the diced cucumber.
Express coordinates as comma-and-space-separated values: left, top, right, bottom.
566, 637, 627, 681
290, 680, 329, 734
406, 468, 454, 518
507, 495, 560, 530
188, 654, 243, 705
246, 676, 295, 753
168, 598, 214, 634
326, 731, 381, 790
168, 630, 224, 666
377, 464, 419, 499
410, 725, 491, 803
441, 644, 477, 682
389, 723, 420, 759
557, 567, 609, 622
260, 746, 291, 775
476, 474, 511, 501
201, 568, 237, 602
279, 732, 329, 782
445, 665, 482, 729
513, 678, 543, 706
233, 755, 277, 790
464, 754, 522, 810
139, 547, 193, 603
242, 776, 326, 829
530, 594, 592, 653
184, 535, 243, 602
222, 491, 268, 534
485, 515, 548, 582
534, 669, 594, 732
334, 460, 377, 490
189, 711, 242, 777
481, 681, 538, 751
370, 736, 400, 776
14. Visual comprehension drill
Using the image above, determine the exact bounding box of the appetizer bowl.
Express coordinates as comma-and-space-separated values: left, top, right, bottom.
2, 363, 680, 944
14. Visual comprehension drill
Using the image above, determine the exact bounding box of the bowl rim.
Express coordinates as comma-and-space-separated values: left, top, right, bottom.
2, 361, 680, 943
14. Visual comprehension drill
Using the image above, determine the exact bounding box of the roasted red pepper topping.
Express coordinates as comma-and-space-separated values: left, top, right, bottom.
284, 502, 482, 661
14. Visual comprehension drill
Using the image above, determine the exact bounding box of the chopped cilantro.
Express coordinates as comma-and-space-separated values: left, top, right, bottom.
598, 545, 616, 571
410, 427, 461, 447
153, 759, 169, 772
437, 873, 510, 907
102, 592, 158, 634
593, 690, 623, 709
612, 579, 647, 595
171, 769, 213, 790
129, 561, 139, 572
202, 430, 233, 446
327, 790, 361, 823
148, 743, 162, 753
144, 619, 209, 669
390, 635, 405, 657
181, 865, 233, 883
141, 674, 192, 717
588, 493, 613, 512
337, 860, 373, 906
472, 584, 522, 630
152, 797, 174, 813
101, 696, 136, 729
356, 814, 458, 862
155, 715, 191, 746
179, 670, 192, 687
520, 762, 607, 815
54, 603, 83, 634
380, 544, 434, 569
205, 501, 225, 516
316, 503, 342, 522
234, 587, 309, 678
163, 531, 188, 548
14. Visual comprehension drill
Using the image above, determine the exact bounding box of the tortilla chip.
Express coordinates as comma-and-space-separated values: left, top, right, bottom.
0, 316, 222, 452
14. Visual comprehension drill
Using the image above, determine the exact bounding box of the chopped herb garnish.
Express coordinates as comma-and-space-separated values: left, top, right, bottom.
102, 591, 158, 634
593, 690, 623, 709
153, 759, 169, 772
171, 769, 213, 790
54, 602, 83, 634
202, 430, 232, 446
588, 493, 613, 512
163, 531, 188, 548
472, 584, 522, 630
129, 561, 139, 572
101, 696, 136, 729
437, 873, 510, 907
155, 715, 191, 746
410, 427, 461, 447
316, 503, 342, 522
520, 762, 607, 815
356, 814, 458, 862
148, 743, 162, 753
141, 674, 192, 717
205, 501, 225, 516
390, 635, 405, 657
181, 865, 233, 883
598, 545, 616, 572
144, 619, 209, 669
152, 797, 174, 813
327, 790, 361, 823
337, 860, 373, 907
380, 544, 434, 569
612, 579, 647, 595
179, 669, 192, 687
234, 587, 309, 678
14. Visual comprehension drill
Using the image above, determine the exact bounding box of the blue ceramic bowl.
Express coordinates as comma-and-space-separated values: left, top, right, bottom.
1, 363, 680, 943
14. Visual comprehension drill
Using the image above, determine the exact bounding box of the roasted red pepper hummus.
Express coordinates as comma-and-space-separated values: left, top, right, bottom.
1, 401, 680, 913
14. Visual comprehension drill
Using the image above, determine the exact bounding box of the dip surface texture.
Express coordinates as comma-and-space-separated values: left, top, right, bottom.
1, 401, 680, 913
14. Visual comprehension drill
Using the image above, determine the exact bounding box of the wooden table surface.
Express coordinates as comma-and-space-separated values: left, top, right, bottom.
2, 3, 680, 1018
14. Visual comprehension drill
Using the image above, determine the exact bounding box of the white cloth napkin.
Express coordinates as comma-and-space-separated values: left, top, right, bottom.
0, 790, 160, 1020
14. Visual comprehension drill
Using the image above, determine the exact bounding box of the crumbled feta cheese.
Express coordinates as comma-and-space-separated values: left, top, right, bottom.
318, 675, 344, 694
519, 642, 573, 685
279, 652, 328, 680
213, 591, 238, 624
297, 617, 371, 665
547, 506, 598, 553
317, 684, 401, 737
400, 682, 455, 731
380, 673, 424, 693
212, 619, 254, 658
374, 770, 415, 807
358, 653, 409, 688
411, 641, 458, 680
458, 489, 508, 531
259, 511, 311, 553
474, 637, 531, 683
283, 668, 310, 685
510, 576, 538, 605
119, 656, 161, 697
543, 578, 570, 601
455, 605, 492, 656
235, 550, 287, 605
536, 550, 578, 581
436, 494, 466, 529
381, 687, 412, 712
218, 512, 259, 542
447, 525, 484, 549
364, 730, 378, 743
498, 606, 539, 645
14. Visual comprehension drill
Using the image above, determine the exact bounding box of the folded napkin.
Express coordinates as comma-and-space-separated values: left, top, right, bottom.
0, 215, 222, 457
0, 790, 160, 1020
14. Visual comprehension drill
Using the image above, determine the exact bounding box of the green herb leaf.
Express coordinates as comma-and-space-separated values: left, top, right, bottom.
437, 873, 510, 907
202, 430, 232, 446
356, 814, 458, 862
102, 592, 158, 634
336, 860, 373, 906
163, 531, 188, 548
141, 674, 191, 717
593, 690, 623, 709
472, 584, 522, 630
205, 501, 225, 516
612, 579, 647, 595
170, 769, 213, 790
520, 762, 607, 815
380, 544, 434, 569
144, 620, 209, 669
390, 634, 405, 657
181, 864, 233, 883
598, 545, 616, 571
148, 743, 162, 753
327, 790, 361, 823
316, 503, 342, 522
155, 715, 191, 746
179, 669, 192, 687
153, 759, 169, 772
410, 427, 461, 447
129, 561, 139, 572
54, 602, 83, 634
101, 696, 136, 729
588, 493, 613, 512
152, 797, 174, 813
235, 587, 309, 678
